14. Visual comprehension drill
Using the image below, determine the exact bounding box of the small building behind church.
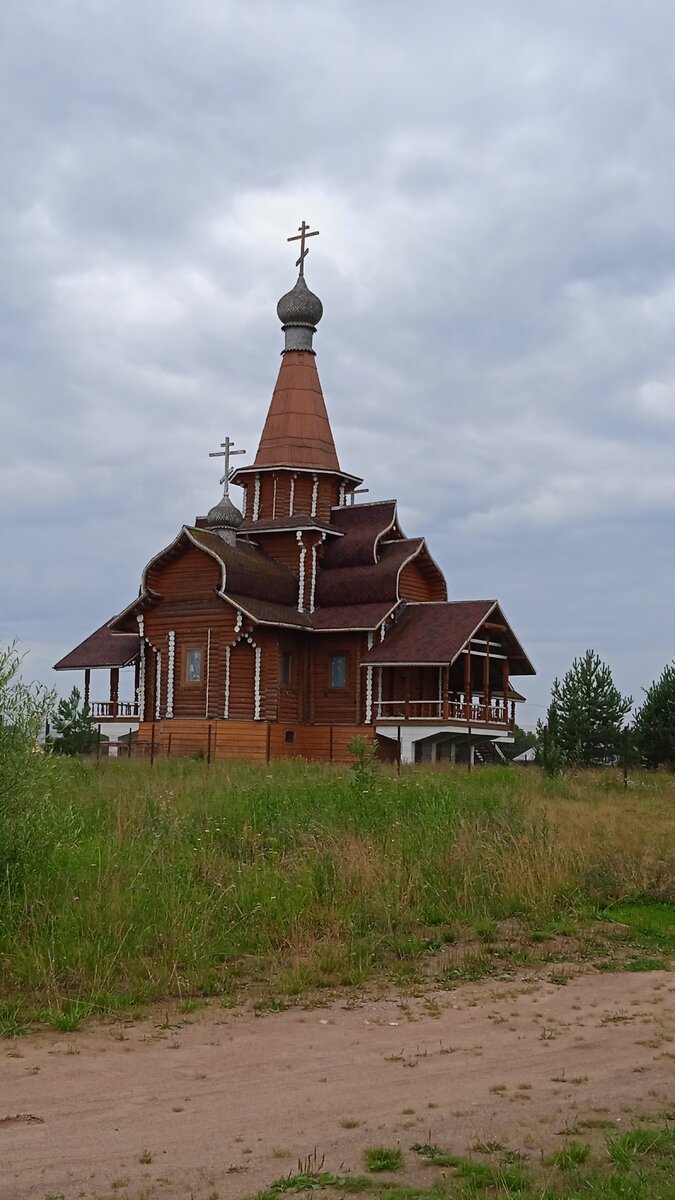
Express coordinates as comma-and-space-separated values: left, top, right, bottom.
55, 226, 534, 763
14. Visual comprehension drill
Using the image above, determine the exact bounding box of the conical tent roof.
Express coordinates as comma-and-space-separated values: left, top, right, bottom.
253, 350, 341, 472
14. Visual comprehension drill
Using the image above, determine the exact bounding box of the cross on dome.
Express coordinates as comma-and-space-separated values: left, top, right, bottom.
287, 220, 319, 277
209, 437, 246, 497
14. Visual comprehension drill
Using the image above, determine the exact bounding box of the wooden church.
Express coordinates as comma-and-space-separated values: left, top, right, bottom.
55, 224, 534, 763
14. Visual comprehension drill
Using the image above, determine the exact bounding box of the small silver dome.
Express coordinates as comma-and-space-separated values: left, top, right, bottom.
277, 275, 323, 331
207, 493, 243, 532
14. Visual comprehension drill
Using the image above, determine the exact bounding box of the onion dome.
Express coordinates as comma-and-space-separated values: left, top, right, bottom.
277, 274, 323, 352
207, 492, 243, 545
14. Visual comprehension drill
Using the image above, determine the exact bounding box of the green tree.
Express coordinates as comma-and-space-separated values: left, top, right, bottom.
503, 724, 537, 761
633, 662, 675, 768
50, 686, 98, 756
547, 650, 631, 767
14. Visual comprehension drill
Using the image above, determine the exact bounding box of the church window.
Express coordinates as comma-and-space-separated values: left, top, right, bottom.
330, 654, 347, 689
185, 647, 203, 684
281, 651, 293, 685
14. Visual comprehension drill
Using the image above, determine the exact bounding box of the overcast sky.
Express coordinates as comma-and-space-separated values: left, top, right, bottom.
2, 0, 675, 724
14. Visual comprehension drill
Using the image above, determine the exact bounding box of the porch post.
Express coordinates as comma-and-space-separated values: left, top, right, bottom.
441, 664, 449, 720
109, 667, 119, 718
464, 642, 472, 719
483, 635, 490, 719
83, 669, 91, 710
502, 659, 509, 725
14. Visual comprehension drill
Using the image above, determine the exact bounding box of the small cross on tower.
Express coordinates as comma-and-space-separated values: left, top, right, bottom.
209, 437, 246, 496
287, 220, 319, 277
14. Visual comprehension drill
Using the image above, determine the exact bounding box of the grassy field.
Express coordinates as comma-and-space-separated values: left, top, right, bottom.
1, 757, 674, 1030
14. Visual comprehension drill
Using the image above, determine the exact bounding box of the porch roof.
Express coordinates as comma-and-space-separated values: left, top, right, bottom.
54, 621, 139, 671
361, 601, 535, 674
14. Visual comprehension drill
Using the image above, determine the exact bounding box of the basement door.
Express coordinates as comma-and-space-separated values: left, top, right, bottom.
228, 642, 256, 720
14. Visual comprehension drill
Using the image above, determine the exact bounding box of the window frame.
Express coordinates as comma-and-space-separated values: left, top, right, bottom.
183, 645, 205, 686
329, 653, 348, 690
280, 650, 293, 687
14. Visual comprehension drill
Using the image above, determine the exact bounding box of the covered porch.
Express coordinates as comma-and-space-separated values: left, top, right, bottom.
53, 620, 140, 721
362, 599, 534, 761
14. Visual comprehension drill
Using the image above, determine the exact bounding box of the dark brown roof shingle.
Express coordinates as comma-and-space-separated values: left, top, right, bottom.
54, 622, 139, 671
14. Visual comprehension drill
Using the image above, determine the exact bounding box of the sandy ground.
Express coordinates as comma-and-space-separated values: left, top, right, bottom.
2, 970, 674, 1200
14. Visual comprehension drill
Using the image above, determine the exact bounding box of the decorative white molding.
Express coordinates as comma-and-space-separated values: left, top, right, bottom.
252, 472, 261, 521
155, 651, 162, 720
235, 610, 242, 634
272, 474, 278, 518
205, 628, 212, 718
380, 622, 386, 642
296, 531, 306, 612
137, 615, 146, 718
365, 632, 374, 725
224, 644, 231, 718
376, 664, 383, 719
166, 631, 175, 718
289, 473, 296, 515
309, 531, 326, 614
254, 644, 262, 720
241, 483, 248, 518
338, 481, 346, 507
310, 473, 318, 517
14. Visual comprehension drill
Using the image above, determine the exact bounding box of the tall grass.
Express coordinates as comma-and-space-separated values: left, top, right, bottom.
1, 759, 673, 1023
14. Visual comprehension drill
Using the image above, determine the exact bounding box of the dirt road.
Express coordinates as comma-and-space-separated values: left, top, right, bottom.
3, 970, 674, 1200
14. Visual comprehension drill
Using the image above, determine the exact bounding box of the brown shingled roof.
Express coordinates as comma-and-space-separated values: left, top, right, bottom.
362, 601, 535, 674
240, 513, 338, 535
247, 351, 341, 472
54, 621, 139, 671
183, 529, 298, 605
316, 538, 424, 607
310, 601, 399, 631
223, 594, 312, 628
322, 501, 399, 568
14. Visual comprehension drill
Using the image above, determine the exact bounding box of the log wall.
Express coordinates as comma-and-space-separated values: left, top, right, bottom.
136, 720, 374, 764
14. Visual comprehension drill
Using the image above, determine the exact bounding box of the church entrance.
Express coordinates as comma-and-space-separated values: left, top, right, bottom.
228, 642, 256, 720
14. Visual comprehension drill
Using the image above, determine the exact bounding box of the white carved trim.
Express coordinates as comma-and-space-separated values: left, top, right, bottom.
310, 473, 318, 517
241, 483, 248, 518
137, 616, 146, 719
205, 628, 212, 718
377, 664, 383, 719
155, 650, 162, 720
380, 622, 386, 642
308, 531, 326, 614
272, 474, 277, 518
235, 610, 242, 634
338, 481, 346, 507
289, 473, 296, 516
365, 632, 374, 725
224, 644, 231, 717
252, 472, 261, 521
254, 644, 262, 720
166, 630, 175, 718
296, 531, 306, 612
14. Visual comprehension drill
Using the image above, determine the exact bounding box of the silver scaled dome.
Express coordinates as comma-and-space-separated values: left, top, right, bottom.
207, 492, 243, 537
277, 275, 323, 351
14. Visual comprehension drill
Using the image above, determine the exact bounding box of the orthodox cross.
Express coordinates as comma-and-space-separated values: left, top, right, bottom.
287, 220, 319, 276
209, 437, 246, 496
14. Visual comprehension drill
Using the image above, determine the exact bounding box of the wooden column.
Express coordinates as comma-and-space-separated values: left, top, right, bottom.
483, 636, 490, 718
464, 642, 472, 719
441, 664, 449, 720
502, 659, 509, 726
134, 658, 140, 711
109, 667, 119, 717
83, 669, 91, 709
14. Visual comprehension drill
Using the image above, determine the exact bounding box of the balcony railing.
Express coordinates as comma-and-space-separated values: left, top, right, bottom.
375, 698, 512, 726
89, 701, 139, 720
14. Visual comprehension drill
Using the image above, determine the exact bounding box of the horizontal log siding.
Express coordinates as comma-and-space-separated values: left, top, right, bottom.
144, 605, 239, 720
147, 545, 221, 597
398, 559, 444, 602
248, 531, 300, 573
137, 720, 373, 763
310, 634, 362, 724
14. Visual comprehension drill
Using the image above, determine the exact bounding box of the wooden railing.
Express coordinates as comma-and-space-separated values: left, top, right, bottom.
375, 698, 512, 727
89, 701, 139, 719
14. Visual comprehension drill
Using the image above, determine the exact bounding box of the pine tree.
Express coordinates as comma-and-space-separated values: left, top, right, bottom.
51, 686, 98, 756
633, 662, 675, 768
547, 650, 631, 767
